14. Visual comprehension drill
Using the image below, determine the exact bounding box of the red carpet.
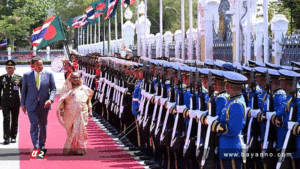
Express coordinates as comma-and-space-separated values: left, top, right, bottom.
19, 95, 144, 169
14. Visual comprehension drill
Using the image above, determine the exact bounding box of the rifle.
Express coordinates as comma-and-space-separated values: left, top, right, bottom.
262, 70, 277, 158
201, 71, 218, 167
150, 64, 162, 136
276, 77, 298, 169
170, 67, 186, 152
244, 69, 260, 148
142, 62, 156, 135
160, 66, 176, 146
183, 68, 198, 159
137, 62, 147, 125
196, 67, 208, 160
154, 64, 168, 139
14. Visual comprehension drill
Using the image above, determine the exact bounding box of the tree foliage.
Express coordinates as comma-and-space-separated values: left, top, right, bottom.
280, 0, 300, 34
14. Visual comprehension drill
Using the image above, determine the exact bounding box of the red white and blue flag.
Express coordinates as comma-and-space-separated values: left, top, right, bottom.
30, 16, 57, 46
0, 39, 7, 48
122, 0, 136, 7
72, 15, 88, 28
85, 6, 96, 20
105, 0, 119, 20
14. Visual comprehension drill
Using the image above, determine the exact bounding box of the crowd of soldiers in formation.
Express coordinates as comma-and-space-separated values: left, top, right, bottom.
76, 53, 300, 169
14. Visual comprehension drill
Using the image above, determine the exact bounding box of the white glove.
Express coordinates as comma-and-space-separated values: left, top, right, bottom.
196, 111, 208, 119
288, 121, 298, 130
176, 105, 187, 113
188, 110, 198, 119
207, 115, 218, 125
266, 111, 276, 120
251, 109, 260, 118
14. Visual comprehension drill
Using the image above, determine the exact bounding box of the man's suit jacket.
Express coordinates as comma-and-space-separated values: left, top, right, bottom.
21, 70, 56, 112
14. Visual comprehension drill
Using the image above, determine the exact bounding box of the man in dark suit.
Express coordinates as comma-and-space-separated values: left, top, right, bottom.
0, 60, 23, 145
21, 58, 56, 150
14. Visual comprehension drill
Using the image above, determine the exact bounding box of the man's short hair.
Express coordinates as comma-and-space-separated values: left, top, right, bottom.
31, 57, 43, 65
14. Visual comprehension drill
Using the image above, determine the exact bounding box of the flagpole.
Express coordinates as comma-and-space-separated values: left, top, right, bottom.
137, 0, 140, 56
181, 0, 185, 60
189, 0, 193, 60
78, 28, 80, 48
103, 16, 105, 55
108, 18, 111, 55
197, 0, 201, 61
87, 24, 89, 44
160, 0, 163, 58
90, 23, 92, 44
115, 10, 118, 51
83, 27, 85, 45
144, 0, 147, 58
121, 4, 124, 43
57, 16, 71, 61
94, 22, 96, 44
98, 17, 100, 43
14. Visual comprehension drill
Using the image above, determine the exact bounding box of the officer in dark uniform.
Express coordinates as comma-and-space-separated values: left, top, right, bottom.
0, 60, 23, 145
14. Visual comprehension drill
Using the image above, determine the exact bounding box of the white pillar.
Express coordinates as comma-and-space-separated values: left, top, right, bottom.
156, 33, 161, 58
46, 46, 50, 61
8, 47, 11, 60
174, 30, 182, 59
94, 23, 96, 44
181, 0, 185, 60
245, 0, 252, 64
189, 0, 193, 60
203, 1, 219, 60
164, 31, 173, 58
254, 18, 264, 62
271, 14, 289, 65
147, 34, 155, 58
263, 0, 269, 63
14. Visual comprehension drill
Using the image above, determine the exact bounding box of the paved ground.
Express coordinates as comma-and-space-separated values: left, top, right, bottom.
0, 65, 65, 168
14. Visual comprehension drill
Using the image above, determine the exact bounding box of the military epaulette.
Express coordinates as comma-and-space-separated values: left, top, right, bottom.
218, 92, 230, 100
275, 89, 286, 96
202, 86, 208, 93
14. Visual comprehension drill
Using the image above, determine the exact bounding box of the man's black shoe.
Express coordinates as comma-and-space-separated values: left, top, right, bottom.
139, 156, 151, 160
134, 151, 146, 156
128, 146, 142, 151
144, 160, 156, 165
149, 164, 162, 169
3, 138, 9, 145
11, 138, 16, 143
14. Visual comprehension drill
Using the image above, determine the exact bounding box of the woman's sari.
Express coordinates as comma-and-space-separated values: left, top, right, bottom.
57, 74, 94, 155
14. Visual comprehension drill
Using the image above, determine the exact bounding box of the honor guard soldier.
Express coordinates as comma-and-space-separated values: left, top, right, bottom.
0, 60, 23, 145
269, 69, 300, 169
205, 71, 248, 169
254, 68, 286, 169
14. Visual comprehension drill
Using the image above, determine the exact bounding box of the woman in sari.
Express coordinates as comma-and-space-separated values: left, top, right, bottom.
57, 72, 94, 155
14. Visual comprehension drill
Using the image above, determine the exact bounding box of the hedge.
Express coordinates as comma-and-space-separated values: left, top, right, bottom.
0, 61, 52, 65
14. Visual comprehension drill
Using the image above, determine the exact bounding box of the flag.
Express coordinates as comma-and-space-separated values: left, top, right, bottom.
67, 16, 81, 29
122, 0, 136, 7
105, 0, 120, 20
72, 15, 88, 28
86, 6, 95, 19
85, 5, 98, 25
36, 16, 66, 50
28, 26, 43, 43
0, 39, 7, 48
91, 0, 107, 18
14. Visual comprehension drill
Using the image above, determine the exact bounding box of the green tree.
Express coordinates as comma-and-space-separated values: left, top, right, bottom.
280, 0, 300, 34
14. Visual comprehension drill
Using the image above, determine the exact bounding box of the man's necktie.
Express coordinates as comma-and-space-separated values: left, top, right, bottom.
36, 73, 40, 89
7, 75, 11, 81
